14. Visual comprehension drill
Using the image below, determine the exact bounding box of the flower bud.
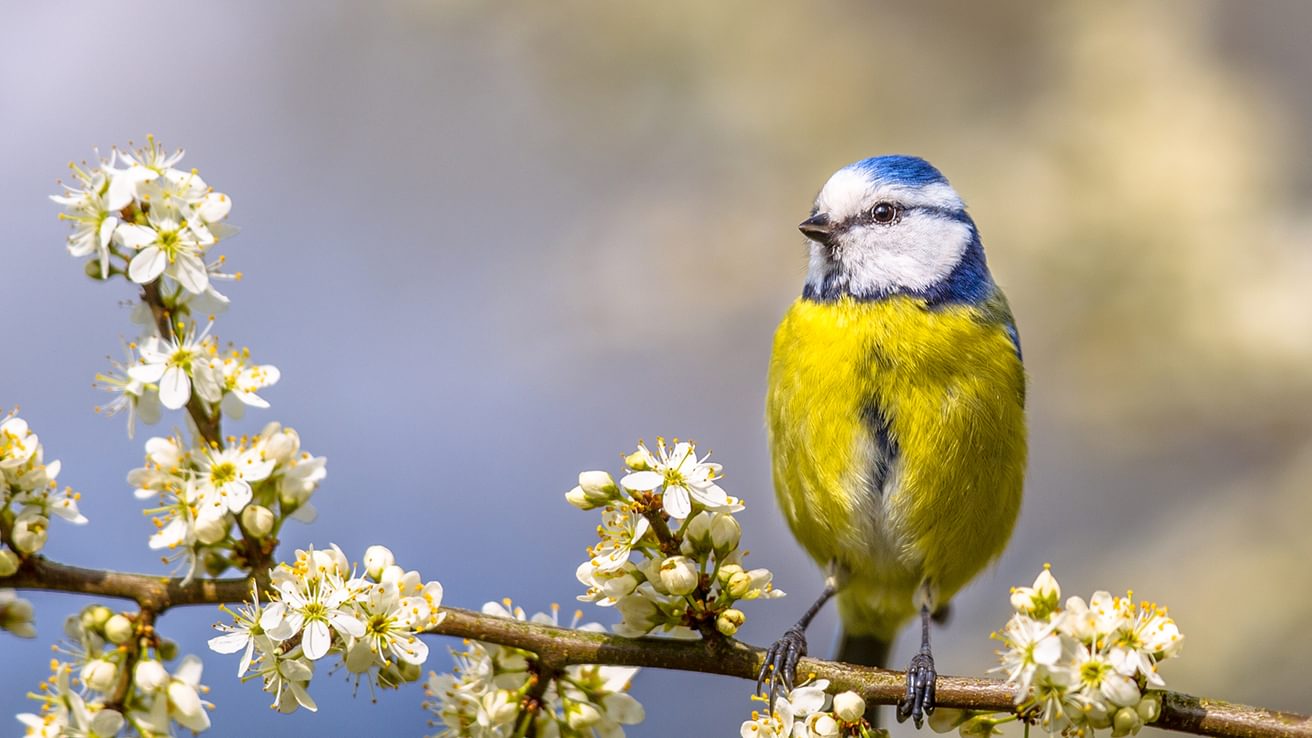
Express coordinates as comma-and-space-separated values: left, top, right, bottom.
156, 639, 179, 662
832, 691, 866, 722
1137, 693, 1162, 723
1012, 565, 1061, 617
11, 511, 48, 554
397, 659, 422, 683
565, 486, 590, 509
716, 563, 744, 587
104, 613, 134, 645
615, 594, 662, 635
624, 450, 651, 471
684, 512, 714, 553
81, 658, 118, 692
168, 678, 208, 732
364, 545, 396, 580
0, 549, 18, 577
808, 714, 840, 737
726, 570, 753, 599
659, 556, 699, 596
135, 659, 168, 692
194, 512, 229, 545
241, 504, 275, 538
567, 702, 602, 730
926, 707, 968, 734
566, 471, 620, 510
380, 564, 406, 587
81, 604, 112, 633
0, 597, 35, 638
715, 608, 745, 636
203, 550, 230, 577
1112, 706, 1143, 737
261, 425, 300, 464
709, 513, 741, 554
580, 470, 617, 497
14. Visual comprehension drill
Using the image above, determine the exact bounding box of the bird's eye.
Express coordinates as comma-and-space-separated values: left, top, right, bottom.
870, 202, 899, 224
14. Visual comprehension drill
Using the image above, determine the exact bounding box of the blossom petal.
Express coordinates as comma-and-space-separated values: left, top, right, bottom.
620, 470, 663, 492
329, 611, 365, 639
207, 632, 249, 654
661, 486, 692, 519
128, 246, 167, 284
173, 252, 210, 294
158, 366, 192, 410
302, 620, 331, 660
98, 215, 119, 248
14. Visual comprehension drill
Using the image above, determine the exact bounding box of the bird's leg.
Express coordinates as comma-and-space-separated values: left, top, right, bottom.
896, 603, 938, 727
756, 580, 836, 710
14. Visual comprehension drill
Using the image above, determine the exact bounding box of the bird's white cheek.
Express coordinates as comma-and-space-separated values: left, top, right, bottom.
841, 218, 972, 294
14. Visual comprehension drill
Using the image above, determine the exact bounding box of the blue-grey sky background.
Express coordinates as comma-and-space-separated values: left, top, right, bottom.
3, 2, 1311, 735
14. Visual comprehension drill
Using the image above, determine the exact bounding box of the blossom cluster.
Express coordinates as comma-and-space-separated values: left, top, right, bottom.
50, 138, 262, 440
1, 413, 88, 638
209, 544, 445, 713
569, 438, 783, 639
51, 135, 235, 300
979, 566, 1184, 737
424, 601, 644, 738
129, 422, 325, 581
19, 604, 212, 737
740, 679, 873, 738
99, 321, 281, 429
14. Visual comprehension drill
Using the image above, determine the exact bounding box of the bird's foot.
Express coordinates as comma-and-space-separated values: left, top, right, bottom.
896, 650, 937, 728
756, 626, 808, 709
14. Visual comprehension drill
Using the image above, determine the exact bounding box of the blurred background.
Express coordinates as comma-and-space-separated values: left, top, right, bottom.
2, 1, 1310, 735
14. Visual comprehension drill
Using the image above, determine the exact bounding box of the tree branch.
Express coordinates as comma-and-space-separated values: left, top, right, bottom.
424, 608, 1312, 738
2, 557, 1307, 738
0, 555, 252, 612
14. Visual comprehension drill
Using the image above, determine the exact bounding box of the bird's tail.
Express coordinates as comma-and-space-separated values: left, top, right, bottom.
835, 630, 890, 669
836, 630, 890, 728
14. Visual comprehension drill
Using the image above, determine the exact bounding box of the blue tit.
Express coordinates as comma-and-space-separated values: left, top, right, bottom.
757, 156, 1026, 727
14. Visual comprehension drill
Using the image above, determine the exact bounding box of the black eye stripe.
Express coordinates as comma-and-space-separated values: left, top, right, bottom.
843, 204, 968, 227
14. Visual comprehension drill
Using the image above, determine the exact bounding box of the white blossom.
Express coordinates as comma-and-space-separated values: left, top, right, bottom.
128, 323, 222, 410
620, 438, 741, 519
993, 567, 1185, 737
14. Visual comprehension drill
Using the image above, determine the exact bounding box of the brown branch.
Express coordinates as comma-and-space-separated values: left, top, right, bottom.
1, 557, 1307, 738
0, 555, 252, 612
424, 608, 1312, 738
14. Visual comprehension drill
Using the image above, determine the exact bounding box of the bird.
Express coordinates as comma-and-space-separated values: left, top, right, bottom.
757, 155, 1026, 727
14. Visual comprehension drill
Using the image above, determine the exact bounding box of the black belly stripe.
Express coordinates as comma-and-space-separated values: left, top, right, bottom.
860, 402, 899, 497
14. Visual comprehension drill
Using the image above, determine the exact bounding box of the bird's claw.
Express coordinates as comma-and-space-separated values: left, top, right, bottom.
756, 626, 808, 710
896, 651, 937, 728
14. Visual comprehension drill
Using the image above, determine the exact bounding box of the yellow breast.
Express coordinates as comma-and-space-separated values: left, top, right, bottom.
766, 295, 1026, 636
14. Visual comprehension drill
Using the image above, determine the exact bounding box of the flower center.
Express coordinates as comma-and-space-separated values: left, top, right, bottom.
302, 601, 327, 622
157, 229, 181, 261
1079, 659, 1108, 686
168, 347, 195, 372
366, 613, 391, 637
210, 462, 238, 486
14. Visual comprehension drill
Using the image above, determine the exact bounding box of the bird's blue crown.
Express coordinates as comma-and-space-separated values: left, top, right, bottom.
846, 155, 951, 189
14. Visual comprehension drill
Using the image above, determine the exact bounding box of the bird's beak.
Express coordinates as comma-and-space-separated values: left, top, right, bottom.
798, 212, 833, 245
